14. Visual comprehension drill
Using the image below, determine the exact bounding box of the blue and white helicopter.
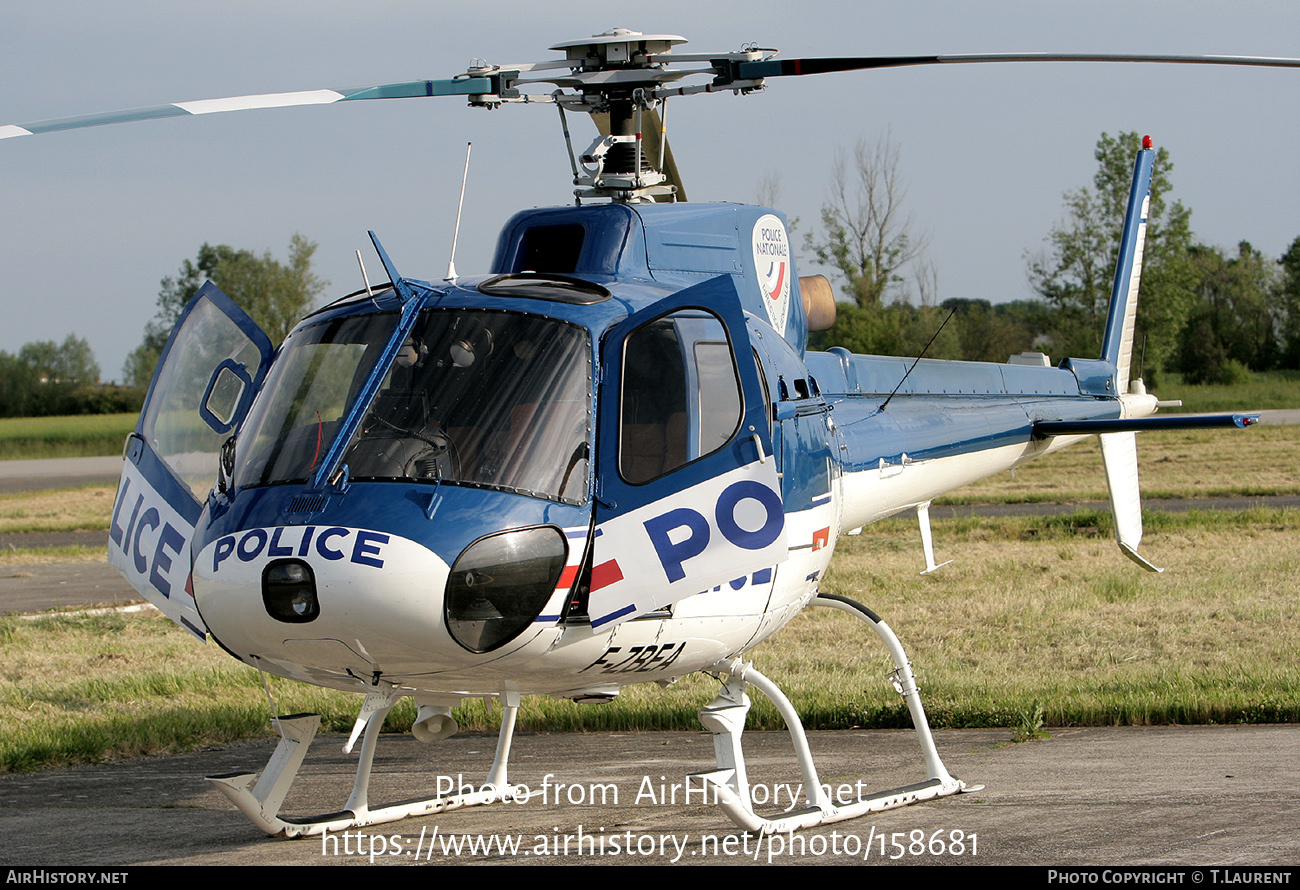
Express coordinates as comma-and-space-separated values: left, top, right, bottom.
6, 29, 1292, 837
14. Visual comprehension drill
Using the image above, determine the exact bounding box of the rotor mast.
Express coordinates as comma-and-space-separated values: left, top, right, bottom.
547, 30, 688, 202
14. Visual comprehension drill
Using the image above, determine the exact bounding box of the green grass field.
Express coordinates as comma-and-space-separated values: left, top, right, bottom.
0, 380, 1296, 773
1157, 369, 1300, 413
0, 413, 136, 460
3, 507, 1296, 773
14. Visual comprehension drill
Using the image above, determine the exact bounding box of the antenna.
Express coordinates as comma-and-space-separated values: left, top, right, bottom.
880, 309, 955, 412
355, 250, 374, 298
445, 142, 472, 282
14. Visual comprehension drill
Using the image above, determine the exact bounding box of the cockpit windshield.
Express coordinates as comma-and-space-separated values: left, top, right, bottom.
232, 308, 592, 504
233, 312, 396, 491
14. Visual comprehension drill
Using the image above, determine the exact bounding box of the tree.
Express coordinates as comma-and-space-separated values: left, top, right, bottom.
1176, 241, 1281, 382
1278, 236, 1300, 369
805, 135, 948, 358
805, 135, 928, 310
125, 235, 328, 386
18, 335, 99, 386
0, 352, 36, 416
1028, 132, 1194, 380
0, 335, 105, 417
940, 298, 1045, 363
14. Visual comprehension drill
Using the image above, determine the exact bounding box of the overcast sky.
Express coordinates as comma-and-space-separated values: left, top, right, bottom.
4, 0, 1297, 381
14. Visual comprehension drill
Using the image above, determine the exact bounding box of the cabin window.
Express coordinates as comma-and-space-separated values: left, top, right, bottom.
514, 224, 585, 274
618, 310, 742, 484
232, 309, 593, 504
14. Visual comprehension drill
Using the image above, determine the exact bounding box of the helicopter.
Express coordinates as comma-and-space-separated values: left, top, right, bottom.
6, 28, 1293, 838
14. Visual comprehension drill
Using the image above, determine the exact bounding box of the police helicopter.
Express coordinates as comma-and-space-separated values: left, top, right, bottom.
5, 29, 1294, 837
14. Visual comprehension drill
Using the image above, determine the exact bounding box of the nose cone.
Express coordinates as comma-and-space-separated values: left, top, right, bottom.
193, 525, 456, 683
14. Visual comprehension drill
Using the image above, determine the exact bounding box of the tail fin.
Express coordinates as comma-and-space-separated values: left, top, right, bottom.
1100, 136, 1156, 391
1099, 138, 1159, 572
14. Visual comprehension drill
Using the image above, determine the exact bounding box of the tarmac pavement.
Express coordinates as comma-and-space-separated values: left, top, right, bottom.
2, 725, 1298, 866
0, 455, 123, 494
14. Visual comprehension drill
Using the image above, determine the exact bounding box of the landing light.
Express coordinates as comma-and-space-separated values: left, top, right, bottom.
262, 559, 319, 623
445, 527, 567, 653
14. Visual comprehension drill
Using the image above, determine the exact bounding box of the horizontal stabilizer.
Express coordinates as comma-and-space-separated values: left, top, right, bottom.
1034, 413, 1258, 437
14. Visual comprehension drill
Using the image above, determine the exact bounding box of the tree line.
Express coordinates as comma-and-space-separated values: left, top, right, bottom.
808, 131, 1300, 387
0, 236, 326, 419
5, 138, 1292, 419
0, 335, 140, 418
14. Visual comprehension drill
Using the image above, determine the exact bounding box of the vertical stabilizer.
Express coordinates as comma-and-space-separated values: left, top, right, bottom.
1099, 431, 1162, 572
1101, 137, 1156, 391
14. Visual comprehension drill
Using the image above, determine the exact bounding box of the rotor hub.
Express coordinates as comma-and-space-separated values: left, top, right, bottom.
550, 29, 687, 70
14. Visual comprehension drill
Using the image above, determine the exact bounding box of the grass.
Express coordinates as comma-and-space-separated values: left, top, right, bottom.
2, 427, 1296, 539
2, 507, 1297, 773
0, 413, 136, 460
0, 545, 104, 566
0, 485, 117, 535
1157, 369, 1300, 413
939, 424, 1300, 504
1012, 701, 1050, 743
1, 386, 1295, 772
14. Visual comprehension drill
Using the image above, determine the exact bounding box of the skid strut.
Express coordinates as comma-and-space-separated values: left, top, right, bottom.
692, 593, 979, 834
207, 690, 524, 838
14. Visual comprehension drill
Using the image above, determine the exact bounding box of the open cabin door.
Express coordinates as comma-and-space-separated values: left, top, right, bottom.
109, 283, 273, 638
588, 276, 786, 629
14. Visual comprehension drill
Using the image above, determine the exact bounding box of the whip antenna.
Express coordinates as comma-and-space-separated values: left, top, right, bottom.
880, 308, 955, 412
445, 142, 472, 282
355, 250, 374, 298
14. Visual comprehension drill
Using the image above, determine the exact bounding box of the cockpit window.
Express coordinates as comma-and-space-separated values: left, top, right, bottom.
233, 309, 593, 503
343, 309, 592, 503
233, 313, 396, 489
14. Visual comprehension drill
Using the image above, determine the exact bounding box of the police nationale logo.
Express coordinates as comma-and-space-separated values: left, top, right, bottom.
752, 214, 791, 334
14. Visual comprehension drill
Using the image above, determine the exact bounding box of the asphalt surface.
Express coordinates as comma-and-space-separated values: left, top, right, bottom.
3, 438, 1298, 868
2, 726, 1298, 866
0, 455, 124, 495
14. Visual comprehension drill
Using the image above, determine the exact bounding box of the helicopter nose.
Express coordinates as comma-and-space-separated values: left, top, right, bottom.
193, 525, 459, 675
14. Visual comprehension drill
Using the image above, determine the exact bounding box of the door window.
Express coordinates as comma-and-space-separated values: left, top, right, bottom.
618, 311, 741, 485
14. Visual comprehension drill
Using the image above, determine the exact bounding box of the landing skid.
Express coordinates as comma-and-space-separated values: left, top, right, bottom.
208, 597, 975, 838
206, 692, 523, 838
692, 593, 980, 834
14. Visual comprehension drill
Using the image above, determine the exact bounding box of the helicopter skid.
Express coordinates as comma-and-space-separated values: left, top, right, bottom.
694, 595, 979, 835
208, 700, 524, 838
210, 772, 521, 839
694, 771, 965, 835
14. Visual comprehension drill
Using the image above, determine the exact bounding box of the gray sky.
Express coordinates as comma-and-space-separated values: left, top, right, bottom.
4, 0, 1298, 381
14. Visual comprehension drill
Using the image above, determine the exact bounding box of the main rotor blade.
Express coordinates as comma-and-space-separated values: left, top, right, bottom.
0, 78, 492, 140
736, 52, 1300, 80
